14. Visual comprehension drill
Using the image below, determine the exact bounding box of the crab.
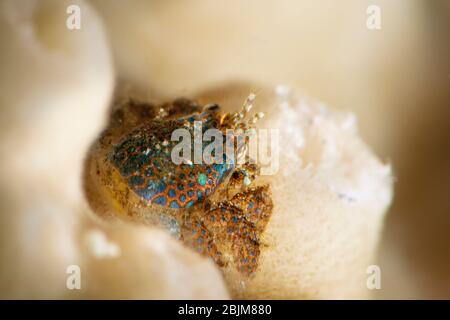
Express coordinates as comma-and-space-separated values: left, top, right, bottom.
87, 94, 273, 275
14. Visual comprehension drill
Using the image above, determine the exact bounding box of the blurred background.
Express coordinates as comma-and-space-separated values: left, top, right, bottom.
89, 0, 450, 299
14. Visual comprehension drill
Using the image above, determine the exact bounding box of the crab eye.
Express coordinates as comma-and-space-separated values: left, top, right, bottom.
204, 103, 220, 112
